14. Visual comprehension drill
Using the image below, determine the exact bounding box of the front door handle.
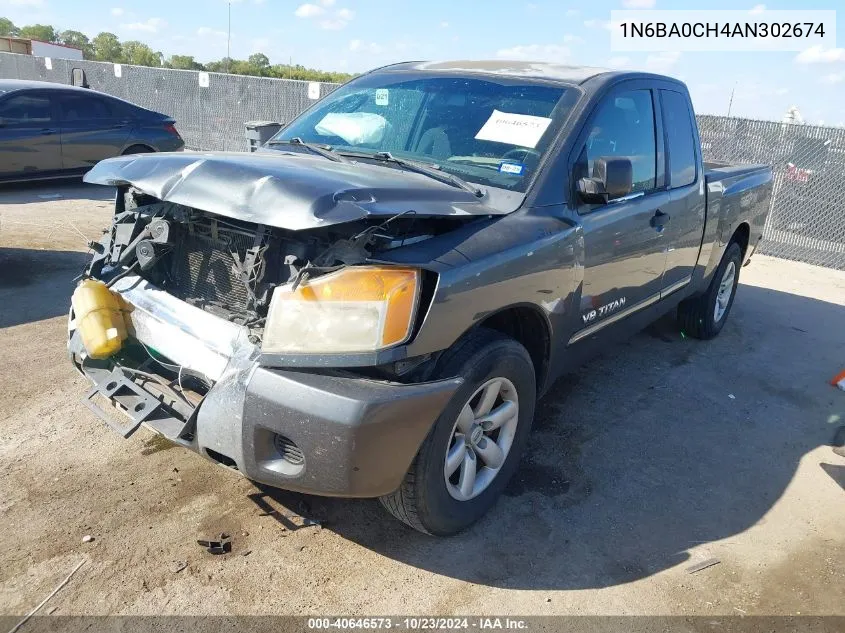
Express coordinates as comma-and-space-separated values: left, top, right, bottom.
650, 210, 671, 229
40, 128, 58, 135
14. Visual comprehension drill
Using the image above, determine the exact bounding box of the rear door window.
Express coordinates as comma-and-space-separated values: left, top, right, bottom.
660, 90, 697, 187
580, 89, 657, 193
0, 93, 53, 124
59, 95, 114, 121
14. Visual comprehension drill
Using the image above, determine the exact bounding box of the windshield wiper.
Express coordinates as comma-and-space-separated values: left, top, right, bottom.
265, 137, 350, 163
355, 151, 485, 197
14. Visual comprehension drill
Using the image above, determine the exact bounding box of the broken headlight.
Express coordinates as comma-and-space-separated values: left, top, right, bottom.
262, 266, 420, 354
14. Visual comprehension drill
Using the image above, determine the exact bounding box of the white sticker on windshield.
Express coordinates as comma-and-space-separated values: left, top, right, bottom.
474, 109, 552, 149
375, 89, 389, 106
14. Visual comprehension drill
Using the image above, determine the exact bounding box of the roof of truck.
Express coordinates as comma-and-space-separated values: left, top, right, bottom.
376, 60, 614, 84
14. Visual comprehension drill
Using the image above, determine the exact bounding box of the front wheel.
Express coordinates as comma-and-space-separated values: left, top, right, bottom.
379, 329, 536, 535
677, 241, 742, 339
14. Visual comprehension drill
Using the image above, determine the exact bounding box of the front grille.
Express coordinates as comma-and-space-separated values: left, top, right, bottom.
168, 229, 254, 313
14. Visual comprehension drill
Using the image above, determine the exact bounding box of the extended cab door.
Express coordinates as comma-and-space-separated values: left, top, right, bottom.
0, 90, 62, 178
569, 87, 671, 343
657, 88, 705, 293
58, 92, 132, 171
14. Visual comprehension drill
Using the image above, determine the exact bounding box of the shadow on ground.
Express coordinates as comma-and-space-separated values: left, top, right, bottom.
0, 248, 89, 327
0, 179, 112, 204
251, 283, 844, 590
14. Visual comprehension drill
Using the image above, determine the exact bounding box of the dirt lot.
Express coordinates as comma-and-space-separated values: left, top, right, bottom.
1, 181, 844, 617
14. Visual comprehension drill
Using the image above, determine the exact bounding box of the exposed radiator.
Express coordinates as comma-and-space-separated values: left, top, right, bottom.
167, 226, 257, 314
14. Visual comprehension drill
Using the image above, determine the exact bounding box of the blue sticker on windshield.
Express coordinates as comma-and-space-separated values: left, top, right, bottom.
499, 161, 525, 175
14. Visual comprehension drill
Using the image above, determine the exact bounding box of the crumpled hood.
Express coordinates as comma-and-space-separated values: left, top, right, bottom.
84, 151, 506, 230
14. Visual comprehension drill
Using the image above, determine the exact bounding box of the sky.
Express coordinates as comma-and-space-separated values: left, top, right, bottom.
2, 0, 845, 124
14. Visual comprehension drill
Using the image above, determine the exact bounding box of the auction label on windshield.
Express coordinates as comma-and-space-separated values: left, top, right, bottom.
475, 110, 552, 149
611, 10, 836, 52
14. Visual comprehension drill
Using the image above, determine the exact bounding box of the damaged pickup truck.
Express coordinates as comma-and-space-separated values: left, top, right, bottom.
70, 61, 772, 535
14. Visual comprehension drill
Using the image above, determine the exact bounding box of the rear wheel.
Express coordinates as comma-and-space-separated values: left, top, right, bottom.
121, 144, 154, 155
379, 328, 536, 535
677, 242, 742, 339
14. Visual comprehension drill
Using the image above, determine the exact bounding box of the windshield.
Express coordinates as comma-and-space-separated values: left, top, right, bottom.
271, 72, 578, 193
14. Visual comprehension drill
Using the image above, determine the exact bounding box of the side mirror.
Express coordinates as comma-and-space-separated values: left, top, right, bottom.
577, 156, 633, 204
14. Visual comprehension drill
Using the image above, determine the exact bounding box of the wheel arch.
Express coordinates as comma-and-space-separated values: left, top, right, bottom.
121, 143, 155, 155
730, 222, 751, 260
468, 303, 552, 394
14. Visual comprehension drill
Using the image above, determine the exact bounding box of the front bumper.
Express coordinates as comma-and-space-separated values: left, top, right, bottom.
69, 275, 461, 498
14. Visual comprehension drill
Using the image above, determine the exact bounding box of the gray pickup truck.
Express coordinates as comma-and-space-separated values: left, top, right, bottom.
72, 61, 772, 535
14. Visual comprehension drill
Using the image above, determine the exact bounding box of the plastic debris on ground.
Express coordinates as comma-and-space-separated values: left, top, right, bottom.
197, 533, 232, 555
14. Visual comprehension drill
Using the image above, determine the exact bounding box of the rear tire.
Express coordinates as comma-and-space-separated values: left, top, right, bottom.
678, 242, 742, 339
121, 144, 154, 155
379, 328, 536, 535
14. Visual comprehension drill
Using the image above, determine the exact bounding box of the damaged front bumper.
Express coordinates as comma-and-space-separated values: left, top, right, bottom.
68, 275, 461, 497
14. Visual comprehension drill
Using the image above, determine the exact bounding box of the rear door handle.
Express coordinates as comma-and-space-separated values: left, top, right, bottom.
40, 128, 58, 135
650, 210, 670, 229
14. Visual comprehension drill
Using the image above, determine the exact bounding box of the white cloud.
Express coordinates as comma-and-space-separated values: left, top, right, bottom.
1, 0, 44, 6
623, 0, 656, 8
749, 4, 765, 15
319, 8, 354, 29
584, 19, 612, 30
565, 9, 580, 17
349, 39, 384, 54
251, 37, 270, 53
296, 2, 353, 29
822, 72, 845, 84
495, 43, 571, 62
294, 3, 324, 17
110, 7, 124, 16
319, 19, 346, 30
562, 33, 584, 44
120, 17, 167, 33
607, 55, 631, 68
645, 51, 681, 72
440, 21, 450, 28
197, 26, 227, 38
795, 45, 845, 64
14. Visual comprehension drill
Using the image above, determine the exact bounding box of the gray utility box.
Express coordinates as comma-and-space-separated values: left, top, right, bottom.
245, 120, 283, 152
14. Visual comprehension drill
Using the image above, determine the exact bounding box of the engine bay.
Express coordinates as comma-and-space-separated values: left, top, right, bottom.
88, 188, 466, 331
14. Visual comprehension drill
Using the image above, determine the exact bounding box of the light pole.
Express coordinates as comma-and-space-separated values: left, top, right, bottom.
226, 1, 231, 74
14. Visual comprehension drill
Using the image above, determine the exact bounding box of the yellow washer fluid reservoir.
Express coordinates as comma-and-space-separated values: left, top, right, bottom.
71, 279, 129, 359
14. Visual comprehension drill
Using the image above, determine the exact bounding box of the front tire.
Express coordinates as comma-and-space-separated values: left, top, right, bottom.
379, 328, 536, 535
677, 242, 742, 339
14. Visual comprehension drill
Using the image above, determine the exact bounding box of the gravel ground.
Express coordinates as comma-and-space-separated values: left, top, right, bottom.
1, 181, 844, 617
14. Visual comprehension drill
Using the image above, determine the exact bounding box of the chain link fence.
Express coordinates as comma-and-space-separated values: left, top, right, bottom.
698, 115, 845, 270
2, 52, 844, 270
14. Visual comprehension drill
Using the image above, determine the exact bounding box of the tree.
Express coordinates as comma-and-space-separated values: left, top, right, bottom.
0, 17, 19, 36
165, 55, 205, 70
92, 32, 123, 62
248, 52, 270, 75
59, 30, 93, 59
121, 40, 160, 67
19, 24, 58, 42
